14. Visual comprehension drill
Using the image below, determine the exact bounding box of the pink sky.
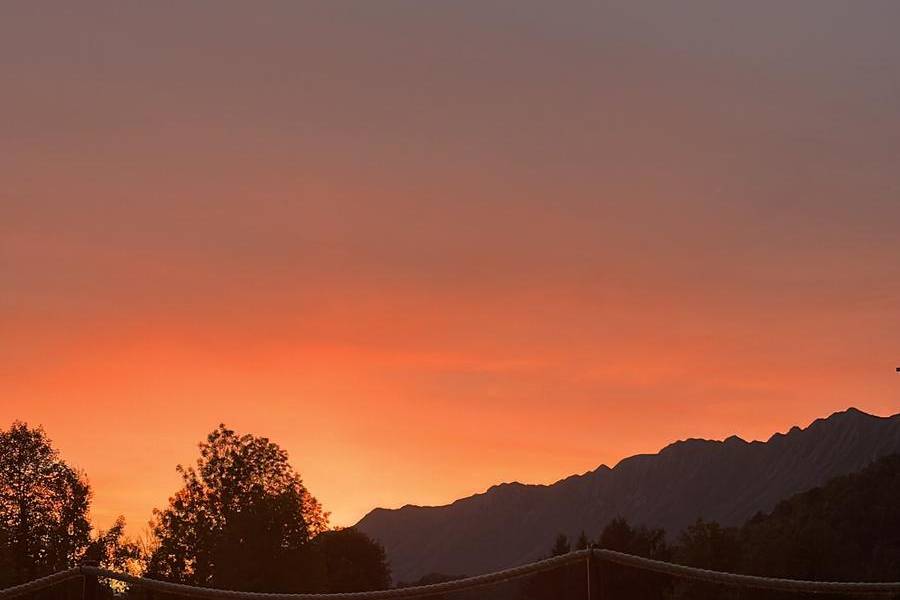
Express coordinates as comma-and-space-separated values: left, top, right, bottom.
2, 1, 899, 532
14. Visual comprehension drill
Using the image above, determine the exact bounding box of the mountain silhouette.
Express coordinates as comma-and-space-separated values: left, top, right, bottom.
356, 408, 900, 582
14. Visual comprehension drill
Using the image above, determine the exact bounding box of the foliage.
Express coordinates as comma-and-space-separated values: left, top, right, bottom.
312, 527, 391, 592
595, 517, 672, 600
575, 531, 590, 551
739, 453, 900, 582
671, 520, 742, 600
675, 519, 741, 572
0, 421, 390, 594
87, 517, 144, 574
0, 422, 92, 585
550, 533, 571, 557
598, 516, 670, 559
147, 425, 329, 591
545, 453, 900, 599
4, 416, 899, 598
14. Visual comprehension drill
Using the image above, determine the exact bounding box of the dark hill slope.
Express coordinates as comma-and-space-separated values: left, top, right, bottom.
357, 408, 900, 581
740, 452, 900, 582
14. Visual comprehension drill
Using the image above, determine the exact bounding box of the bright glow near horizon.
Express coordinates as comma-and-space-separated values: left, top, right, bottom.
2, 1, 899, 532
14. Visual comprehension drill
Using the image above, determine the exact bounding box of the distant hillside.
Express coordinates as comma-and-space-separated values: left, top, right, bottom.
738, 452, 900, 582
356, 408, 900, 582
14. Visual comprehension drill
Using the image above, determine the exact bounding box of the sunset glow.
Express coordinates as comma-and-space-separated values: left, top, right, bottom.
2, 2, 899, 534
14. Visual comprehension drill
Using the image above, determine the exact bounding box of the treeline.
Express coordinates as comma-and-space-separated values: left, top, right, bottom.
542, 453, 900, 599
3, 419, 898, 599
0, 422, 389, 593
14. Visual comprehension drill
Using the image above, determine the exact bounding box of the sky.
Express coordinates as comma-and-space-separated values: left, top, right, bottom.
1, 1, 899, 533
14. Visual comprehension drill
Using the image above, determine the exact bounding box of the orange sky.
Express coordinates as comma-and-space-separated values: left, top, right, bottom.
2, 2, 899, 533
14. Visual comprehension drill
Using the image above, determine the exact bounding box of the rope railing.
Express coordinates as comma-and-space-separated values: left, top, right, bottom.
592, 549, 900, 595
0, 568, 82, 600
3, 549, 900, 600
85, 552, 579, 600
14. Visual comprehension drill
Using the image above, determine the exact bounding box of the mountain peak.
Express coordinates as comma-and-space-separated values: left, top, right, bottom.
806, 406, 889, 431
724, 434, 747, 445
828, 406, 871, 419
485, 481, 529, 494
357, 408, 900, 583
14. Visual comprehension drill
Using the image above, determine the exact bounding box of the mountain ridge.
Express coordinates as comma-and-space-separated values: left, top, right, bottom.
356, 407, 900, 582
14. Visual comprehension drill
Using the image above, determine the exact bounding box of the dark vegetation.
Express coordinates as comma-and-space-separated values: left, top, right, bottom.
536, 453, 900, 599
0, 422, 389, 594
1, 419, 898, 600
357, 408, 900, 583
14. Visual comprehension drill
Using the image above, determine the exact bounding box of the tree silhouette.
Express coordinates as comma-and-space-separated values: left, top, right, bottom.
675, 519, 741, 572
575, 531, 590, 551
550, 533, 571, 557
549, 455, 900, 599
0, 422, 92, 586
147, 425, 328, 591
312, 528, 390, 592
595, 517, 672, 600
86, 517, 143, 574
670, 519, 742, 600
739, 453, 900, 582
523, 533, 584, 600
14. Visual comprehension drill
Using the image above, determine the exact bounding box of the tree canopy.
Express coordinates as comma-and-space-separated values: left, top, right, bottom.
550, 533, 571, 557
0, 420, 391, 593
4, 417, 898, 597
544, 453, 900, 600
0, 422, 92, 586
313, 528, 391, 592
147, 425, 329, 591
739, 452, 900, 582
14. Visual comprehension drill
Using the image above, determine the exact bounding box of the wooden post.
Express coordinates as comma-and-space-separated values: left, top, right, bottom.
81, 561, 99, 600
586, 549, 593, 600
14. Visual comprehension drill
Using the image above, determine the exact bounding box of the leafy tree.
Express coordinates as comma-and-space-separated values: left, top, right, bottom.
147, 425, 328, 591
86, 517, 143, 574
596, 517, 671, 600
675, 519, 741, 572
312, 528, 390, 592
739, 453, 900, 582
550, 533, 571, 557
671, 520, 742, 600
598, 517, 669, 559
525, 533, 585, 600
0, 422, 92, 585
539, 455, 900, 599
575, 531, 590, 551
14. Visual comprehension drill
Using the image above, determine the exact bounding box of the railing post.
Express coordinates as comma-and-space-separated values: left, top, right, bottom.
586, 547, 597, 600
81, 561, 98, 600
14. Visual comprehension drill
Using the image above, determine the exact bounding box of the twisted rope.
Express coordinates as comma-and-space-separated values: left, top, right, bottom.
593, 548, 900, 595
86, 551, 579, 600
4, 549, 900, 600
0, 568, 82, 600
